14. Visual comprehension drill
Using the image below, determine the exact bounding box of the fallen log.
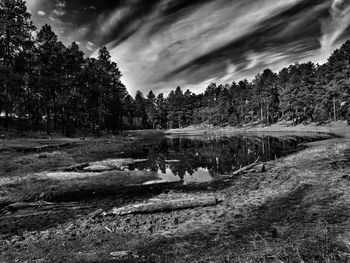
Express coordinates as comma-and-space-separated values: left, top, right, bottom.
104, 194, 221, 216
8, 201, 55, 210
63, 158, 148, 173
10, 142, 76, 153
230, 157, 260, 177
6, 201, 87, 211
87, 208, 104, 218
64, 162, 89, 172
83, 164, 115, 172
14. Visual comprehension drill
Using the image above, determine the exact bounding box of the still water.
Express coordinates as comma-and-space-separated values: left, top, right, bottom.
123, 134, 322, 184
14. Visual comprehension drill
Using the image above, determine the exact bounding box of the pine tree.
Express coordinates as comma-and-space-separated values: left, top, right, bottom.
35, 24, 64, 134
0, 0, 35, 129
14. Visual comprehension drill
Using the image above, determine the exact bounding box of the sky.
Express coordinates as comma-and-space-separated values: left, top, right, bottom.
26, 0, 350, 96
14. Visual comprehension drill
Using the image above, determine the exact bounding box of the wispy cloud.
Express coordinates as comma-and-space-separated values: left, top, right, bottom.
27, 0, 350, 95
318, 0, 350, 60
86, 41, 95, 51
56, 0, 66, 9
103, 0, 304, 94
37, 10, 46, 16
52, 9, 66, 17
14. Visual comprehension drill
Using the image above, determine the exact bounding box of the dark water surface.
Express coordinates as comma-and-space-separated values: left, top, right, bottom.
123, 134, 324, 184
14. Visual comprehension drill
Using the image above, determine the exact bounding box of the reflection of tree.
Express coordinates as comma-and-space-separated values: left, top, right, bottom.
129, 135, 307, 180
157, 154, 166, 174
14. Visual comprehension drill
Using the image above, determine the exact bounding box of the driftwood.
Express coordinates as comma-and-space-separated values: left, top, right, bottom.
104, 194, 221, 216
10, 142, 75, 153
230, 157, 260, 177
64, 162, 89, 172
8, 201, 55, 210
87, 208, 104, 218
7, 201, 89, 212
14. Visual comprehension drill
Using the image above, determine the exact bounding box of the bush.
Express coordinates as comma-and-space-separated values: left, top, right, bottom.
313, 106, 328, 124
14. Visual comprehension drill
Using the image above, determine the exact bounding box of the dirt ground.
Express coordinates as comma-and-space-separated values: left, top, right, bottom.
1, 124, 350, 262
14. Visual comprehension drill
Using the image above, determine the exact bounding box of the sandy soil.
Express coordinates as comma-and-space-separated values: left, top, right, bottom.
167, 120, 350, 142
0, 126, 350, 262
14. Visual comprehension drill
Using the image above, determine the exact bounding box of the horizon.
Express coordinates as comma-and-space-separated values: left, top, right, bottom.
26, 0, 350, 96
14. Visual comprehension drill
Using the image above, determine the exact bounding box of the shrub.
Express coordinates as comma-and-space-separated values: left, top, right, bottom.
313, 106, 328, 124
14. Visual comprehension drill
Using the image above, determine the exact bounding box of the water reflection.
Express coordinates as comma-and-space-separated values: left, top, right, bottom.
125, 135, 315, 184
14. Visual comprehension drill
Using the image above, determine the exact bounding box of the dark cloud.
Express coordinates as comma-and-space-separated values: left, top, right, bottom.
27, 0, 350, 95
163, 0, 330, 84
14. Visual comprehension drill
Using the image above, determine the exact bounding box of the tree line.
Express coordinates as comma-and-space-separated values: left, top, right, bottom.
134, 41, 350, 129
0, 0, 127, 136
1, 0, 350, 136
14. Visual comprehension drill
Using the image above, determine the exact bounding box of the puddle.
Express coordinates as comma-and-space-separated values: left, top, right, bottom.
122, 134, 325, 185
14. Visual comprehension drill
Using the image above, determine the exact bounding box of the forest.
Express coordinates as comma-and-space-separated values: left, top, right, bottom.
1, 0, 350, 136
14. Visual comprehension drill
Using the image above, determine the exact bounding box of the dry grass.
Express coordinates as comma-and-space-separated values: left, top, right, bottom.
1, 137, 350, 262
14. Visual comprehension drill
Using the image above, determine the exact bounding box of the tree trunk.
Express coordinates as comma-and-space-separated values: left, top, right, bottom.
266, 103, 270, 125
54, 113, 57, 131
61, 109, 65, 136
46, 108, 51, 135
333, 97, 337, 121
4, 108, 9, 131
231, 157, 260, 177
260, 99, 264, 124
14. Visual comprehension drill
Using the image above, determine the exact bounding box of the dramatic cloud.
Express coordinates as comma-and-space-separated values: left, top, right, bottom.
27, 0, 350, 95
